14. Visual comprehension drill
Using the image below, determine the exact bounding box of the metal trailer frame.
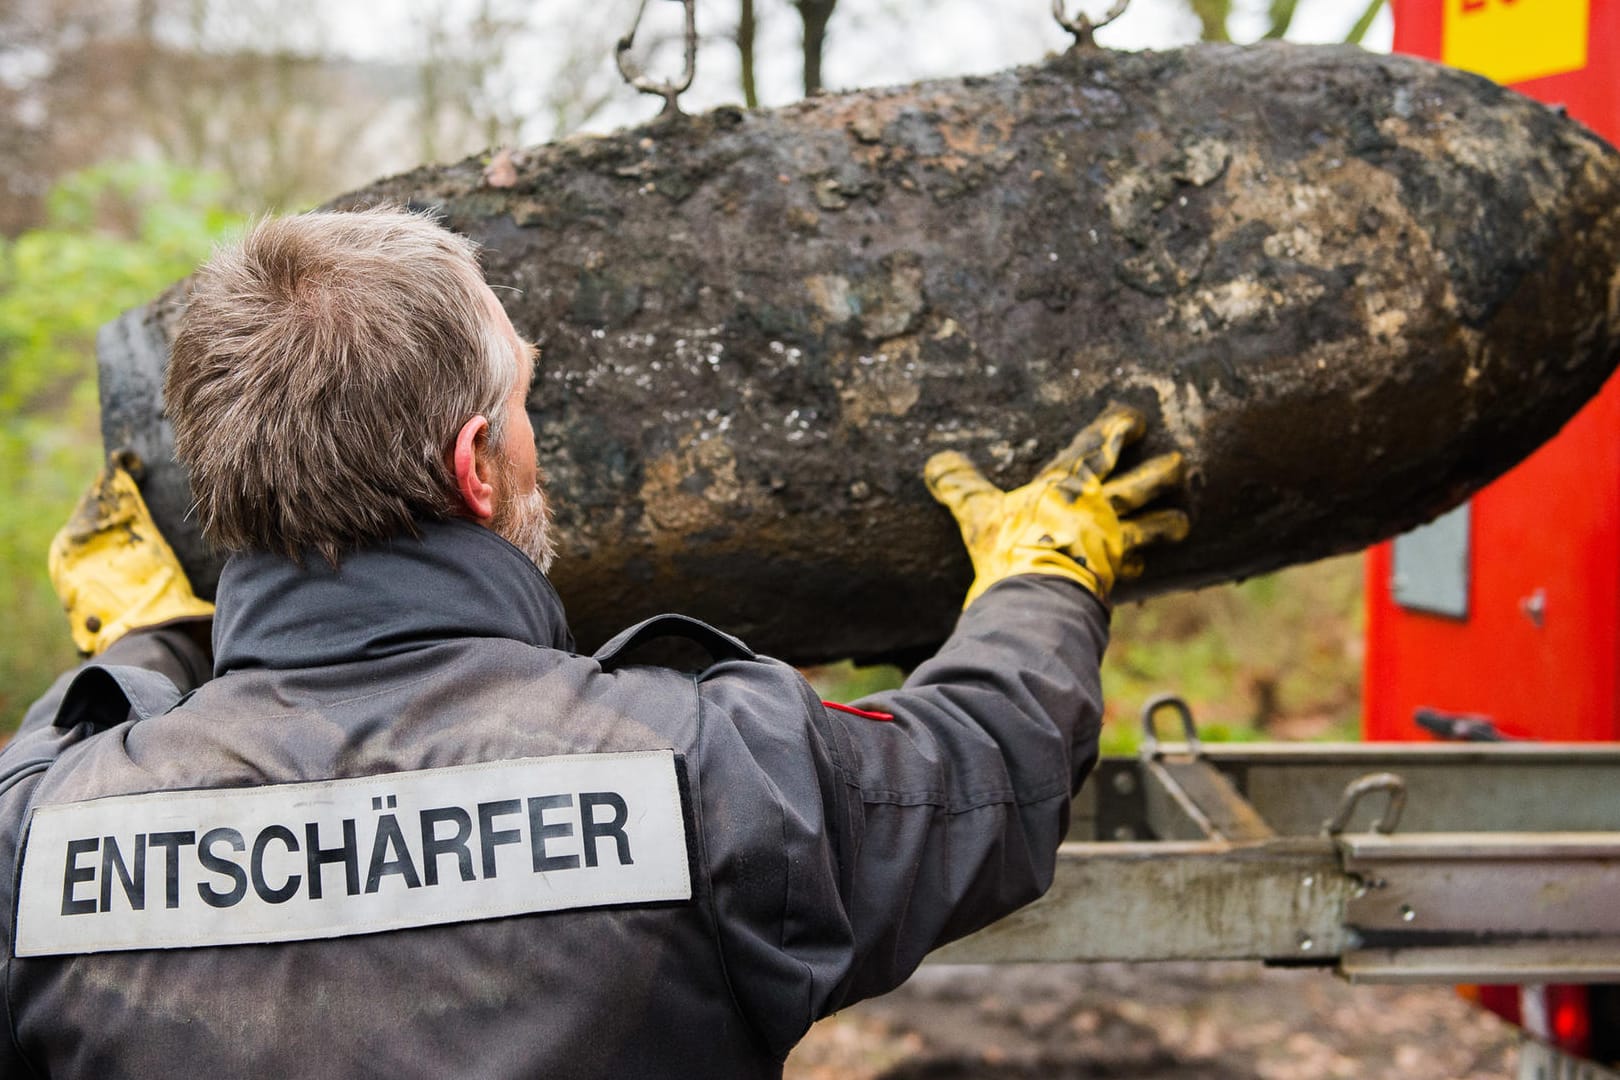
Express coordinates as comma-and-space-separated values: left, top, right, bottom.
934, 705, 1620, 984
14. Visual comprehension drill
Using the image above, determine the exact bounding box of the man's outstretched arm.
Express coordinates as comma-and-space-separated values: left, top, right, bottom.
812, 573, 1112, 1008
824, 403, 1188, 1002
701, 405, 1188, 1053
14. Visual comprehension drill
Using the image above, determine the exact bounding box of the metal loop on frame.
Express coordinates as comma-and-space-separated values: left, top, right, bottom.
1323, 772, 1408, 836
1140, 694, 1203, 760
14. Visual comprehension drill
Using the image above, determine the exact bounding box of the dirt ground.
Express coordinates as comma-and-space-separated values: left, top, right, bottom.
786, 962, 1519, 1079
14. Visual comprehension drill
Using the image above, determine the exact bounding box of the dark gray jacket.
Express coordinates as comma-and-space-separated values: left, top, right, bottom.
0, 519, 1106, 1079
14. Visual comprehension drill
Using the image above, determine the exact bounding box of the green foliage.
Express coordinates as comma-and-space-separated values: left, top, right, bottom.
805, 660, 906, 705
803, 556, 1365, 757
1100, 555, 1365, 755
0, 161, 243, 729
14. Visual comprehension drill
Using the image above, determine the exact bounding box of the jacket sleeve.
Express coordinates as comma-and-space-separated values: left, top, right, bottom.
696, 573, 1107, 1055
9, 624, 212, 742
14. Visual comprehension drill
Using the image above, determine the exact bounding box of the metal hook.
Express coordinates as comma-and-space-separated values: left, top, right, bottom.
1139, 694, 1203, 760
1323, 772, 1407, 836
1052, 0, 1130, 47
616, 0, 698, 119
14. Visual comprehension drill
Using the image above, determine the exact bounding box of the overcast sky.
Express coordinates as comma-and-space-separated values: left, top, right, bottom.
325, 0, 1394, 142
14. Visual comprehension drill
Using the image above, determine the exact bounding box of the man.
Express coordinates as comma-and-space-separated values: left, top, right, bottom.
0, 207, 1186, 1078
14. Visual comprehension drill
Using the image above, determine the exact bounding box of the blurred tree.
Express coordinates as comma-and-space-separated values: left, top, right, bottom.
1190, 0, 1233, 41
734, 1, 939, 108
0, 160, 241, 729
0, 0, 422, 231
0, 0, 578, 232
794, 0, 837, 96
1185, 0, 1387, 44
737, 0, 759, 108
414, 0, 531, 163
144, 0, 389, 211
1343, 0, 1387, 45
1262, 0, 1299, 40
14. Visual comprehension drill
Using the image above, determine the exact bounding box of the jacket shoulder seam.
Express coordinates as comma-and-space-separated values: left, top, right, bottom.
785, 668, 839, 1047
690, 673, 787, 1063
830, 770, 1070, 813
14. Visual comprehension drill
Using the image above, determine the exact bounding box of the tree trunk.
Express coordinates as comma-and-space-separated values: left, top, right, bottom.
795, 0, 836, 97
737, 0, 758, 110
99, 43, 1620, 664
1189, 0, 1232, 42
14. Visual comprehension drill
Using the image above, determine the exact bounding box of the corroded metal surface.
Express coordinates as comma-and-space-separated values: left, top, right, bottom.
932, 839, 1355, 964
943, 744, 1620, 974
100, 43, 1620, 662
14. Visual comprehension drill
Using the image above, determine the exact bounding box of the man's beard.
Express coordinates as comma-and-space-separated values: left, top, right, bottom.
491, 459, 557, 575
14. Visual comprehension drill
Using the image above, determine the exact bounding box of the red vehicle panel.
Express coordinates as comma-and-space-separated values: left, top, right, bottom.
1372, 2, 1620, 1065
1368, 0, 1620, 743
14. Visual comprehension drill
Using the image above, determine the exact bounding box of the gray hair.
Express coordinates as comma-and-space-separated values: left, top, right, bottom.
167, 207, 518, 563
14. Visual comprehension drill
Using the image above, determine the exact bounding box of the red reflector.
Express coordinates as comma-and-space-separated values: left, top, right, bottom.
1550, 986, 1592, 1057
823, 701, 894, 722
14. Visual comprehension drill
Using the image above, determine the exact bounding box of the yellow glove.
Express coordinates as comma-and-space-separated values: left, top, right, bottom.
48, 455, 215, 656
925, 404, 1190, 608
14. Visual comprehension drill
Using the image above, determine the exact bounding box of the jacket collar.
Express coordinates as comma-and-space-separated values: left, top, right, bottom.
211, 518, 572, 674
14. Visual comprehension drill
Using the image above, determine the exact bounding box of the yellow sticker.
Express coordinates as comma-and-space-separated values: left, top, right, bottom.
1443, 0, 1590, 85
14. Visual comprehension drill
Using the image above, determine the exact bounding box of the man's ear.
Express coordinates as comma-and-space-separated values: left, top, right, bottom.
452, 414, 496, 521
